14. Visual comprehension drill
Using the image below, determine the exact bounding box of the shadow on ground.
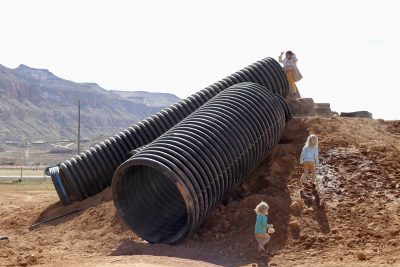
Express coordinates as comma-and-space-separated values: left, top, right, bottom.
110, 240, 277, 267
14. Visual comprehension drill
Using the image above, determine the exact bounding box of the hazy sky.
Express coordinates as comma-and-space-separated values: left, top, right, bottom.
1, 0, 399, 120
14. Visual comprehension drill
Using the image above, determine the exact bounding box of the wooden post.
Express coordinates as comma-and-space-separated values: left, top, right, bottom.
78, 99, 81, 154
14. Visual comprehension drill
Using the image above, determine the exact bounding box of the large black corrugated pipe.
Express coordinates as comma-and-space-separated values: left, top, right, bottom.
50, 57, 289, 205
112, 82, 291, 244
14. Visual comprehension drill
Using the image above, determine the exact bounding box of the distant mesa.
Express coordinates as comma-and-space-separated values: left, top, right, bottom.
80, 82, 101, 88
15, 64, 54, 79
0, 63, 180, 143
16, 64, 48, 70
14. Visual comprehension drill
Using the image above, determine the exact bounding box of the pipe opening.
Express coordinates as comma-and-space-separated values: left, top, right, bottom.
114, 164, 189, 244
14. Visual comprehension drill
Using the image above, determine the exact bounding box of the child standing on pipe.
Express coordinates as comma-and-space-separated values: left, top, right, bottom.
279, 51, 302, 98
254, 201, 275, 252
299, 134, 319, 191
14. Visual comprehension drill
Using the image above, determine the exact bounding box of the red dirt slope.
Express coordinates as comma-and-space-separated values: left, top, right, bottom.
1, 117, 399, 266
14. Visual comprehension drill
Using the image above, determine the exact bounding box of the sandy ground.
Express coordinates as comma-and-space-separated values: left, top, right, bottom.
0, 169, 44, 177
0, 117, 399, 266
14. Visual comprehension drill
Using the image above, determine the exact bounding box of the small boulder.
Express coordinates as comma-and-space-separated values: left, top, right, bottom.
331, 228, 339, 234
287, 97, 315, 116
340, 111, 372, 119
289, 221, 301, 238
314, 103, 330, 109
290, 201, 303, 216
357, 252, 367, 261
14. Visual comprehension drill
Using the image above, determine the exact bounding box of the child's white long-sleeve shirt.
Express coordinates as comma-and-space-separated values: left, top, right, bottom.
278, 55, 298, 70
300, 147, 319, 165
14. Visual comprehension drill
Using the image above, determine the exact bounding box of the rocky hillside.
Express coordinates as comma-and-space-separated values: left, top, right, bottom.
0, 64, 180, 142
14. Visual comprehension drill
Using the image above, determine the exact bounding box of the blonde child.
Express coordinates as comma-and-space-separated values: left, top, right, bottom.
254, 201, 275, 252
299, 134, 319, 190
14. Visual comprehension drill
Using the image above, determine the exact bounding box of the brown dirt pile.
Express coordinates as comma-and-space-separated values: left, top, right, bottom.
1, 117, 399, 266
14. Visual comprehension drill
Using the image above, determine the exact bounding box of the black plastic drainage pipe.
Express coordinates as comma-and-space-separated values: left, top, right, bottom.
112, 82, 291, 244
49, 57, 290, 205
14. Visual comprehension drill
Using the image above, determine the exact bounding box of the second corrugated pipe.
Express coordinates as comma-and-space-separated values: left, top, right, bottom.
112, 82, 291, 244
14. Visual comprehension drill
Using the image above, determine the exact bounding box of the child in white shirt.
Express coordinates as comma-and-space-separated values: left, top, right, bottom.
299, 134, 319, 190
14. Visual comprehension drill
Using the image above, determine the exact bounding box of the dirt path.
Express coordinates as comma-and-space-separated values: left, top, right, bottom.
1, 117, 399, 266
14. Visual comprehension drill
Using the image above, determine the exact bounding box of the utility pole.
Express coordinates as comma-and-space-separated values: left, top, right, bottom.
78, 99, 81, 154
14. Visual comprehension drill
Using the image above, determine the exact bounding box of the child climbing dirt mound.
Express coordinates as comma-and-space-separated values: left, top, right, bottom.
1, 117, 400, 266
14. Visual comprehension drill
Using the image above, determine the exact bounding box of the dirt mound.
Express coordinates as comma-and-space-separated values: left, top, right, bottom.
0, 187, 138, 266
1, 116, 400, 266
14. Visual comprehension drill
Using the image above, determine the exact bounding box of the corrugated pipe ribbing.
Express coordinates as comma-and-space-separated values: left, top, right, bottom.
49, 57, 289, 205
112, 82, 291, 244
